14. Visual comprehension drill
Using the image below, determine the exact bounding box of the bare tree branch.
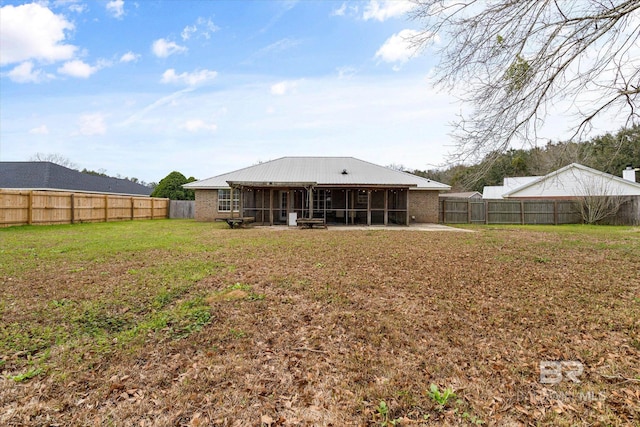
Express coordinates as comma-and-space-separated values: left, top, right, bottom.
410, 0, 640, 164
29, 153, 77, 170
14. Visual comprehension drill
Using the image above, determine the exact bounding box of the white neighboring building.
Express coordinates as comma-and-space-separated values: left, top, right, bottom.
502, 163, 640, 199
482, 176, 539, 199
483, 164, 640, 199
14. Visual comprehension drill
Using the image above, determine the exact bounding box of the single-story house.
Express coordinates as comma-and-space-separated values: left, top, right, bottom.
184, 157, 450, 225
0, 162, 152, 196
483, 163, 640, 199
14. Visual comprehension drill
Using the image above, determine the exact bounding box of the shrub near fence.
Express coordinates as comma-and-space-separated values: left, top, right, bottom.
0, 190, 169, 227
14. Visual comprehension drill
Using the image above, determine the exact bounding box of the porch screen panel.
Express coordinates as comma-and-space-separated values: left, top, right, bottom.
387, 189, 408, 225
370, 190, 385, 225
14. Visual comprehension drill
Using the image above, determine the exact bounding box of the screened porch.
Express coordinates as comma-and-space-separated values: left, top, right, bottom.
236, 186, 410, 226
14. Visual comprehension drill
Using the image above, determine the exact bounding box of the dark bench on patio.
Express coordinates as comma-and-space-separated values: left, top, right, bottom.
296, 218, 327, 229
216, 217, 255, 229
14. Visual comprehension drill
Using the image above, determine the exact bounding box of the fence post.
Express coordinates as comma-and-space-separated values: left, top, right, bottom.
151, 198, 155, 220
520, 200, 525, 224
467, 200, 472, 224
484, 200, 489, 224
131, 197, 134, 220
28, 191, 33, 225
70, 193, 75, 224
554, 200, 558, 225
441, 199, 447, 224
104, 195, 109, 222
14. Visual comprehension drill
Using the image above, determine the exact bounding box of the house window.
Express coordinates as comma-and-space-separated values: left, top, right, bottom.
313, 189, 331, 211
218, 189, 239, 212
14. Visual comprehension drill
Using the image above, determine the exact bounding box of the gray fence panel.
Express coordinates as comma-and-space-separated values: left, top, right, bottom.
169, 200, 195, 219
441, 198, 638, 225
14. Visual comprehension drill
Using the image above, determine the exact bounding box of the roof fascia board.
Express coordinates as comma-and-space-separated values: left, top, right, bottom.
227, 181, 318, 188
0, 187, 151, 197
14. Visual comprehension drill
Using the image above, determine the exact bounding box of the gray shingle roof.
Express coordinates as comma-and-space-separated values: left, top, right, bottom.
0, 162, 152, 196
184, 157, 450, 190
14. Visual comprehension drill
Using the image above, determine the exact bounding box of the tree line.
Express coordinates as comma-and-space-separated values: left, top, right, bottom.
410, 125, 640, 193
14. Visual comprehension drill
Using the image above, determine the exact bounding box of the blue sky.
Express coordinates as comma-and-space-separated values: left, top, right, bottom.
0, 1, 632, 184
1, 0, 460, 183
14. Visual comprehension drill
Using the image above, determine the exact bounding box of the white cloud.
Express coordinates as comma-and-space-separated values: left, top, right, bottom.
75, 113, 107, 136
57, 59, 99, 78
0, 3, 76, 66
68, 3, 87, 14
182, 119, 217, 133
337, 66, 357, 79
263, 38, 301, 55
375, 29, 420, 67
152, 38, 187, 58
160, 69, 218, 86
363, 0, 416, 21
243, 38, 301, 65
181, 25, 197, 41
120, 51, 140, 63
181, 17, 219, 41
331, 3, 347, 17
29, 125, 49, 135
270, 80, 299, 96
106, 0, 125, 19
7, 61, 52, 83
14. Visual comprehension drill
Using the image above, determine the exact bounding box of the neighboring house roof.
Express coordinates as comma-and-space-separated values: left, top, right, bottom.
184, 157, 450, 191
482, 176, 539, 199
0, 162, 152, 196
503, 163, 640, 198
439, 191, 482, 199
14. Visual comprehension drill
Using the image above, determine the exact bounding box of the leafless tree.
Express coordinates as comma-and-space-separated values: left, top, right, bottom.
574, 175, 627, 224
30, 153, 77, 170
410, 0, 640, 163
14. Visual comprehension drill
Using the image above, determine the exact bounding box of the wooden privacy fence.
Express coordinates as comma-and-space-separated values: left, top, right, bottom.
169, 200, 195, 219
440, 199, 582, 225
439, 198, 639, 225
0, 190, 169, 227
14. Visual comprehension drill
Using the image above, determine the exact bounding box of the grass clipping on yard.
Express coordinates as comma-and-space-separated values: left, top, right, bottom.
0, 221, 639, 426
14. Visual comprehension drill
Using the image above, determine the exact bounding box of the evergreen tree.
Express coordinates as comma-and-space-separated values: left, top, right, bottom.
151, 171, 196, 200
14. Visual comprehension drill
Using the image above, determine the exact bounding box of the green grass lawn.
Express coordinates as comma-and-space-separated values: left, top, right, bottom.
1, 220, 638, 426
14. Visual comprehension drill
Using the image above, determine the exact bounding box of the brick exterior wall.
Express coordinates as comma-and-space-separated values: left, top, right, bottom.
409, 190, 440, 223
194, 190, 222, 221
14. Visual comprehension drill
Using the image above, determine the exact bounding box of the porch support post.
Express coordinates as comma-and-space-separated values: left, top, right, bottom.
230, 187, 235, 219
405, 189, 410, 225
269, 189, 274, 225
307, 186, 314, 218
367, 190, 371, 225
239, 186, 244, 218
350, 189, 355, 225
384, 190, 388, 225
345, 190, 348, 224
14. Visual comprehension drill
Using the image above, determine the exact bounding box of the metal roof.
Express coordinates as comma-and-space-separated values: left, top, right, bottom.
184, 157, 450, 190
0, 162, 153, 196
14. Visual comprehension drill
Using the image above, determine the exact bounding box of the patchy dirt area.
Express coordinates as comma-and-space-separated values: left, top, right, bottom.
1, 222, 639, 426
